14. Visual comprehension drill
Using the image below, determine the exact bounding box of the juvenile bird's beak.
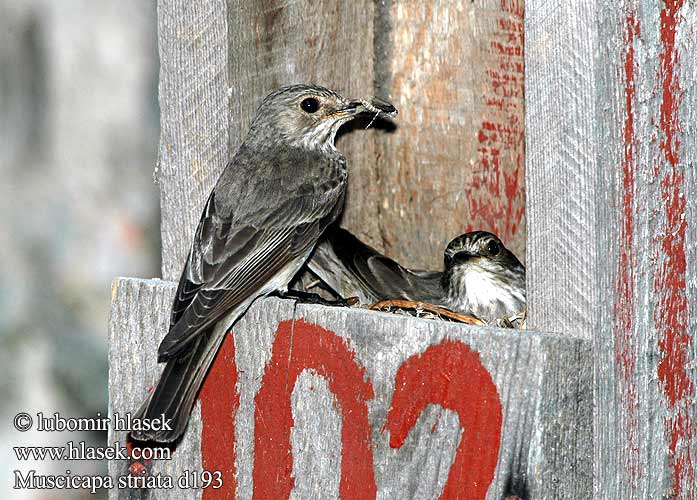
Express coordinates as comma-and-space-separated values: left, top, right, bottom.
339, 97, 398, 117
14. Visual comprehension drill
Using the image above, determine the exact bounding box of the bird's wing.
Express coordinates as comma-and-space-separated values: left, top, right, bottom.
160, 183, 343, 360
308, 227, 444, 304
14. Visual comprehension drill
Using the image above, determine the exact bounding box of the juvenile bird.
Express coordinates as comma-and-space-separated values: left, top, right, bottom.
305, 227, 525, 323
132, 85, 396, 442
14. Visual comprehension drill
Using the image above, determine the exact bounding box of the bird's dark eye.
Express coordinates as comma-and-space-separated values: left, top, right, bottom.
300, 97, 320, 113
486, 240, 500, 256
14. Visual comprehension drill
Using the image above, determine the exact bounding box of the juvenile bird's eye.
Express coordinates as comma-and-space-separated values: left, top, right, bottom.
300, 97, 320, 113
486, 240, 500, 256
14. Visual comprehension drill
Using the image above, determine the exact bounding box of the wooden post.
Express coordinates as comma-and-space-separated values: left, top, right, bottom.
524, 1, 598, 336
373, 0, 526, 268
108, 0, 595, 498
157, 0, 229, 280
526, 0, 697, 497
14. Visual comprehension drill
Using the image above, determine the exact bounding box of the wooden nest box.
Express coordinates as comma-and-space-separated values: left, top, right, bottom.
109, 1, 697, 498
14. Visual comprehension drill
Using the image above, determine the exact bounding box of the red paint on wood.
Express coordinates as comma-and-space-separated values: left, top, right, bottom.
614, 11, 642, 488
657, 1, 683, 168
200, 333, 239, 499
468, 0, 525, 244
654, 2, 695, 496
253, 320, 376, 499
128, 461, 146, 478
386, 339, 502, 499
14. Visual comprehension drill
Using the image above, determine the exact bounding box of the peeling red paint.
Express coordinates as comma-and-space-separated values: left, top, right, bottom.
200, 333, 238, 499
616, 2, 695, 495
385, 339, 502, 499
252, 320, 376, 499
468, 0, 525, 244
654, 1, 695, 496
501, 0, 524, 18
657, 1, 683, 169
614, 10, 642, 489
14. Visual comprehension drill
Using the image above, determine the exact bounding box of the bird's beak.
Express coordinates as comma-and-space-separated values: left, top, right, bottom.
337, 97, 398, 118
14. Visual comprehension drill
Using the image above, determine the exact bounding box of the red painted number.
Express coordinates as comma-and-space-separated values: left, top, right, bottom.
199, 323, 503, 499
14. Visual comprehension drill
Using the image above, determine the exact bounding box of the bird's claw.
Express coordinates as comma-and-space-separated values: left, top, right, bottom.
495, 308, 526, 329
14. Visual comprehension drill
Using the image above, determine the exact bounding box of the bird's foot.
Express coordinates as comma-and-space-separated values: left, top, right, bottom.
277, 289, 359, 307
496, 309, 527, 330
496, 308, 526, 329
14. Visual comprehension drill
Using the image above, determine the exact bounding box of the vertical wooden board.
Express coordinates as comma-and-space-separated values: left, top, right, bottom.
225, 0, 384, 246
677, 12, 697, 490
527, 0, 697, 497
108, 278, 591, 499
373, 0, 526, 269
524, 0, 598, 336
683, 8, 697, 463
157, 0, 229, 280
594, 3, 634, 497
596, 1, 697, 498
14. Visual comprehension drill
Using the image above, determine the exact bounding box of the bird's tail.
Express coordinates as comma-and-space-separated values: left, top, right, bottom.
131, 326, 227, 443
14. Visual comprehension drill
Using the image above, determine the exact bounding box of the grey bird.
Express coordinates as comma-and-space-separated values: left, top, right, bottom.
305, 227, 525, 323
131, 85, 396, 442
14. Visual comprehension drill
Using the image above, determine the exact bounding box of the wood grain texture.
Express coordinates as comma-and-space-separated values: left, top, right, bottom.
108, 278, 203, 500
524, 0, 598, 336
597, 2, 697, 498
374, 0, 526, 269
157, 0, 229, 280
684, 16, 697, 490
528, 0, 697, 497
108, 278, 591, 499
225, 0, 384, 249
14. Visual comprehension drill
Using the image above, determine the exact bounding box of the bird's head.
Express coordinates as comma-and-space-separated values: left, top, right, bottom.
246, 84, 397, 151
443, 231, 523, 275
441, 231, 526, 321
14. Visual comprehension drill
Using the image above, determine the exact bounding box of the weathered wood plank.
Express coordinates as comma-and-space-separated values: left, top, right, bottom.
157, 0, 229, 280
597, 2, 697, 498
373, 0, 526, 269
108, 278, 203, 500
108, 277, 591, 499
527, 0, 697, 497
685, 21, 697, 496
524, 0, 597, 336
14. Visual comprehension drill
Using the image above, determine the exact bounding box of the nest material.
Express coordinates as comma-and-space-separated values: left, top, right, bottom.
369, 299, 526, 329
294, 271, 527, 329
369, 299, 484, 325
